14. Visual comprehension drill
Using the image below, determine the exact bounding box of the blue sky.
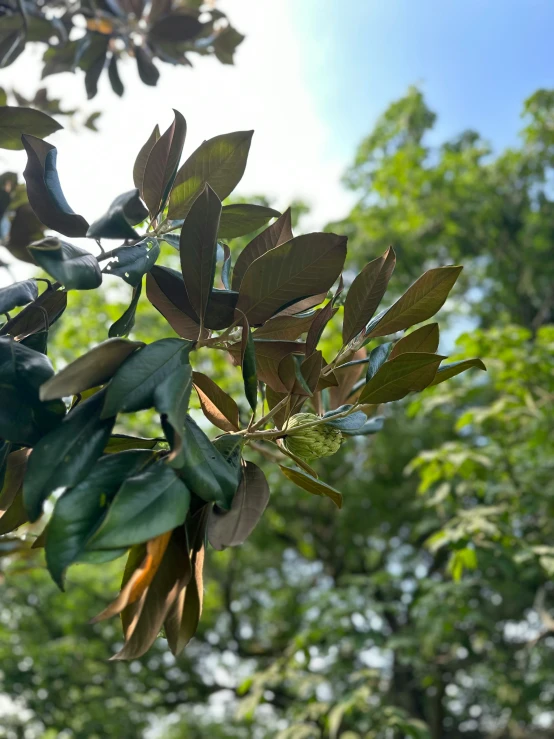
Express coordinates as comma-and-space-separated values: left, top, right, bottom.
293, 0, 554, 158
1, 0, 553, 257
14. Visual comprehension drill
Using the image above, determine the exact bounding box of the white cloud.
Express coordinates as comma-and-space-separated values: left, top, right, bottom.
0, 0, 354, 244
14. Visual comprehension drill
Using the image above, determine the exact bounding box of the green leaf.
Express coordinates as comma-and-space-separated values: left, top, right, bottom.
217, 204, 280, 239
237, 311, 257, 412
148, 12, 202, 43
28, 238, 102, 290
23, 389, 116, 522
142, 110, 186, 217
84, 40, 108, 100
102, 238, 160, 286
168, 130, 253, 220
342, 246, 396, 345
22, 135, 89, 237
134, 46, 159, 87
146, 267, 202, 340
40, 337, 144, 400
108, 54, 124, 96
366, 266, 463, 338
358, 352, 444, 405
133, 124, 160, 195
154, 363, 193, 459
0, 106, 62, 150
101, 338, 192, 418
341, 416, 385, 436
231, 208, 292, 291
87, 461, 191, 550
0, 449, 29, 534
429, 358, 486, 386
0, 279, 38, 314
208, 462, 269, 550
0, 287, 67, 340
109, 280, 143, 338
87, 189, 149, 240
323, 411, 367, 431
104, 435, 159, 453
173, 416, 240, 509
179, 184, 221, 323
0, 336, 65, 445
45, 450, 153, 588
220, 243, 232, 290
279, 466, 342, 509
192, 371, 240, 432
389, 323, 440, 359
366, 342, 393, 380
236, 233, 347, 326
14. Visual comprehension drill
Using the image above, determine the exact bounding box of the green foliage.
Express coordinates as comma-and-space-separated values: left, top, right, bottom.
0, 110, 478, 669
0, 1, 244, 99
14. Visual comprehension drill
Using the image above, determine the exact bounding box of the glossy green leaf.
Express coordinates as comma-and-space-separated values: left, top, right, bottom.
236, 233, 347, 326
109, 281, 143, 338
208, 462, 269, 550
87, 189, 149, 240
173, 416, 240, 510
40, 338, 144, 401
179, 184, 221, 323
279, 465, 342, 509
231, 208, 292, 291
24, 389, 115, 522
168, 130, 253, 220
28, 238, 102, 290
154, 363, 193, 458
366, 266, 463, 338
342, 246, 396, 344
45, 450, 153, 588
102, 239, 159, 286
217, 204, 280, 239
389, 323, 440, 359
0, 106, 62, 150
429, 358, 486, 386
87, 461, 191, 550
0, 279, 38, 314
101, 338, 192, 418
358, 352, 444, 405
22, 135, 89, 237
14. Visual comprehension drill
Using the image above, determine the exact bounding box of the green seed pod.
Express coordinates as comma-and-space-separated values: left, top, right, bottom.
283, 412, 343, 462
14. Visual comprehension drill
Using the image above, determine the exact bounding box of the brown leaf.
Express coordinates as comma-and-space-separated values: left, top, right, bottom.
229, 340, 306, 393
389, 323, 440, 359
329, 348, 367, 409
359, 352, 444, 404
231, 208, 292, 291
133, 124, 160, 195
142, 110, 186, 217
253, 311, 319, 341
146, 268, 204, 340
192, 371, 240, 432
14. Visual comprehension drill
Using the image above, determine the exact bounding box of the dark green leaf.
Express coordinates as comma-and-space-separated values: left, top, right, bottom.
358, 352, 444, 405
0, 279, 38, 314
102, 238, 159, 285
148, 12, 202, 42
87, 461, 191, 549
342, 246, 396, 345
366, 266, 463, 338
28, 238, 102, 290
104, 435, 159, 453
231, 208, 292, 291
20, 330, 48, 354
173, 416, 240, 509
24, 389, 115, 522
87, 189, 149, 240
40, 337, 144, 400
108, 54, 124, 96
429, 358, 486, 386
179, 184, 221, 323
109, 281, 143, 338
237, 311, 257, 412
168, 130, 253, 220
0, 106, 62, 150
236, 233, 347, 326
154, 363, 193, 459
84, 41, 108, 99
101, 338, 192, 418
22, 135, 89, 237
45, 450, 153, 588
217, 204, 280, 239
134, 45, 160, 87
366, 342, 393, 380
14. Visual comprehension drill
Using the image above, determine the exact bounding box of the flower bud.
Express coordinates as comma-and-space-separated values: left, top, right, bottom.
283, 413, 343, 462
